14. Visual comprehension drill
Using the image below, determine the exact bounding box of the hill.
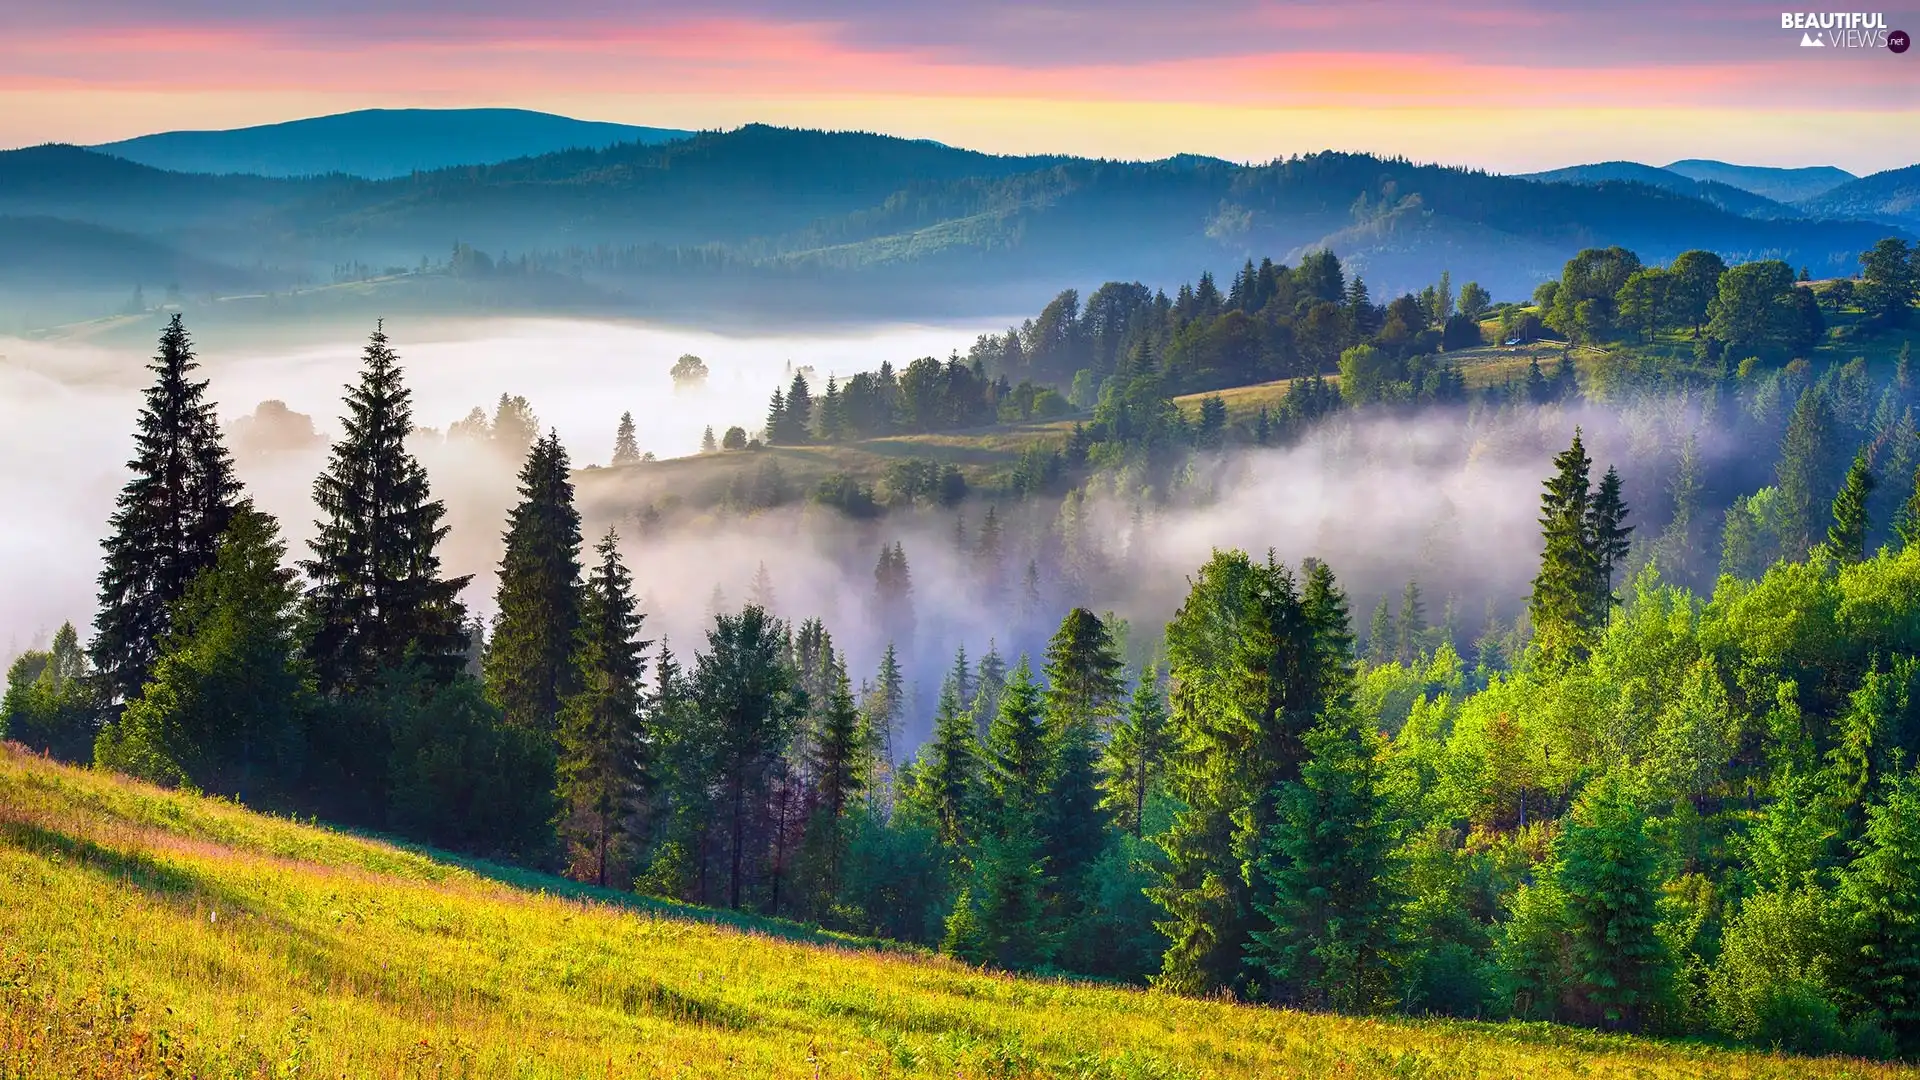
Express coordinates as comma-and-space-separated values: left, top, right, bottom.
1663, 159, 1857, 202
90, 108, 693, 179
1515, 161, 1798, 218
0, 744, 1900, 1078
1797, 164, 1920, 227
0, 128, 1909, 324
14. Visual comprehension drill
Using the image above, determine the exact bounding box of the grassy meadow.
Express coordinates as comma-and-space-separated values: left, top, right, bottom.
0, 745, 1910, 1079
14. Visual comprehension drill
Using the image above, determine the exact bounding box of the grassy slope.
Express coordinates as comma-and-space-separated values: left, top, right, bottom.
0, 746, 1906, 1079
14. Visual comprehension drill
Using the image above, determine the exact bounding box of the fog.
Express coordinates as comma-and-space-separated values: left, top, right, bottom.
0, 317, 998, 660
0, 315, 1711, 755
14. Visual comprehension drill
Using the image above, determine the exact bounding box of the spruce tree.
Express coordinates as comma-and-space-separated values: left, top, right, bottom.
1530, 430, 1599, 666
303, 324, 471, 695
1151, 551, 1336, 995
484, 432, 584, 732
93, 314, 241, 703
1838, 768, 1920, 1044
781, 372, 813, 444
1777, 389, 1839, 561
1042, 609, 1124, 892
973, 641, 1008, 738
693, 604, 803, 910
806, 651, 866, 855
872, 542, 915, 651
983, 657, 1049, 827
1828, 449, 1875, 563
975, 505, 1006, 602
1101, 669, 1171, 838
1249, 712, 1397, 1012
867, 643, 905, 768
555, 529, 649, 887
1556, 771, 1667, 1031
1586, 465, 1633, 618
1393, 580, 1425, 666
1302, 558, 1356, 704
906, 670, 978, 848
612, 411, 640, 465
95, 504, 305, 800
1365, 597, 1393, 666
764, 387, 787, 444
701, 426, 718, 454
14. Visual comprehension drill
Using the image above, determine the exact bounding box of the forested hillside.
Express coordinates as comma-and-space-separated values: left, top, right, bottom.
0, 127, 1908, 325
9, 233, 1920, 1062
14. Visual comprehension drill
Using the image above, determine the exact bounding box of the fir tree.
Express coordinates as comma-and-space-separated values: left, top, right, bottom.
1828, 449, 1875, 563
1530, 430, 1599, 666
1101, 669, 1171, 838
764, 387, 787, 443
555, 529, 649, 888
973, 641, 1008, 739
1365, 597, 1393, 666
693, 604, 803, 910
93, 314, 242, 704
807, 651, 866, 850
1777, 389, 1840, 561
303, 324, 472, 695
1249, 712, 1397, 1012
1302, 559, 1355, 704
612, 411, 640, 466
95, 504, 305, 801
484, 433, 584, 732
1837, 768, 1920, 1045
1393, 580, 1425, 666
867, 643, 905, 768
975, 505, 1006, 602
1556, 771, 1667, 1031
781, 372, 814, 444
1586, 465, 1633, 618
748, 561, 778, 614
701, 426, 718, 454
872, 542, 914, 651
1151, 551, 1337, 995
983, 657, 1049, 827
1042, 609, 1124, 892
907, 670, 978, 848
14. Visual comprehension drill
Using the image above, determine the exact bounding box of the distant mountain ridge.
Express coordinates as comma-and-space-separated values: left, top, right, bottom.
1663, 159, 1856, 203
89, 108, 693, 179
1515, 161, 1799, 219
0, 125, 1911, 324
1798, 164, 1920, 227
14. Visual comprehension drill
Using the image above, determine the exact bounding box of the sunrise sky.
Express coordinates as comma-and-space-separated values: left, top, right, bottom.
8, 0, 1919, 173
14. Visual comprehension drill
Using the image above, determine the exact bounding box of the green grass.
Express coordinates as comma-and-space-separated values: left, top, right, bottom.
2, 745, 1912, 1078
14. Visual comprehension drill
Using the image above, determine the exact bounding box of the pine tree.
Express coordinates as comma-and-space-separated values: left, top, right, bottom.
95, 504, 305, 800
1101, 669, 1170, 838
555, 529, 649, 887
1828, 449, 1876, 563
1249, 712, 1397, 1012
1777, 389, 1840, 561
1530, 430, 1599, 666
1365, 597, 1393, 665
1151, 551, 1339, 995
872, 543, 914, 651
983, 657, 1049, 827
1586, 465, 1633, 619
93, 315, 241, 703
973, 641, 1007, 739
867, 643, 905, 768
1042, 609, 1124, 892
303, 324, 472, 695
612, 411, 640, 466
764, 387, 787, 444
1556, 771, 1666, 1031
693, 604, 803, 910
1393, 580, 1425, 666
906, 670, 978, 848
484, 433, 584, 732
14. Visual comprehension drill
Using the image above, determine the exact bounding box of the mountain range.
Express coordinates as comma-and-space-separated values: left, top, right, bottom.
2, 112, 1915, 327
89, 108, 692, 179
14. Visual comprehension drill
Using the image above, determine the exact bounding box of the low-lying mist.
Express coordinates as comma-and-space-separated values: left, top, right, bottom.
1, 315, 1724, 756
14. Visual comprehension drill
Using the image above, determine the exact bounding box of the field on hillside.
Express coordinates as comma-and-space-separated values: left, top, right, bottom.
0, 745, 1907, 1079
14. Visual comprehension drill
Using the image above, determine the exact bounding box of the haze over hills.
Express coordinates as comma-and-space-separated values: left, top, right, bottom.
1662, 159, 1857, 203
1515, 161, 1800, 219
1, 122, 1913, 327
1798, 164, 1920, 228
88, 108, 693, 179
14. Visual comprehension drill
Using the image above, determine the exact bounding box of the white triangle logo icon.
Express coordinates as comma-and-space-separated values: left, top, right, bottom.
1801, 31, 1825, 45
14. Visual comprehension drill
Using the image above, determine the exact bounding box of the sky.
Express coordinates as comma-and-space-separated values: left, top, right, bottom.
5, 1, 1919, 173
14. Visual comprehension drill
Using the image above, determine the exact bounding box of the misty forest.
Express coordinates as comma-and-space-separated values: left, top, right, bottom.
13, 220, 1920, 1063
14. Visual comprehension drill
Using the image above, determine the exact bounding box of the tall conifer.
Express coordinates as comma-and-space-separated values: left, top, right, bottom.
303, 324, 471, 695
93, 314, 241, 703
555, 529, 649, 887
485, 432, 584, 732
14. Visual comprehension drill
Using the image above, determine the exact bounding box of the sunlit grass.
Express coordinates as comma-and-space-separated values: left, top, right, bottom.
0, 745, 1906, 1078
